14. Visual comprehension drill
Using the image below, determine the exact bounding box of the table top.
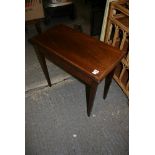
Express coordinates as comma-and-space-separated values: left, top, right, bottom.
30, 24, 125, 83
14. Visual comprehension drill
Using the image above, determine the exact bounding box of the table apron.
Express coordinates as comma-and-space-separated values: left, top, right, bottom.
36, 46, 97, 85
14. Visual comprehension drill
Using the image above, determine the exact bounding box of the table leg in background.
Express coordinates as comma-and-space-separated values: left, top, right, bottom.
103, 69, 115, 99
34, 46, 52, 87
35, 22, 42, 34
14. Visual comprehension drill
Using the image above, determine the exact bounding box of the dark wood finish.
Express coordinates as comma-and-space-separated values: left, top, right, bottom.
103, 69, 115, 99
35, 22, 42, 34
30, 24, 125, 116
86, 82, 98, 116
34, 46, 52, 87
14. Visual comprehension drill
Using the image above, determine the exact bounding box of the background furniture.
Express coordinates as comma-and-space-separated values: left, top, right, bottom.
26, 18, 44, 34
43, 0, 75, 24
100, 0, 117, 41
25, 0, 45, 33
104, 0, 129, 96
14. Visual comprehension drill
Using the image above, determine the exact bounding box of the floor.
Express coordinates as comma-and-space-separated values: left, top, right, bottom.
25, 1, 129, 154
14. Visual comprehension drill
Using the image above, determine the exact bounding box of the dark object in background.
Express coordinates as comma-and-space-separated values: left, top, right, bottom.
89, 0, 106, 36
43, 0, 76, 24
73, 24, 83, 32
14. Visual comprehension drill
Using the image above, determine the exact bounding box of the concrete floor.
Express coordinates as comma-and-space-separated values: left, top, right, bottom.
25, 1, 129, 154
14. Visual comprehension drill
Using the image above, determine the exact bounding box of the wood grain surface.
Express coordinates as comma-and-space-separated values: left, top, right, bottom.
30, 24, 125, 83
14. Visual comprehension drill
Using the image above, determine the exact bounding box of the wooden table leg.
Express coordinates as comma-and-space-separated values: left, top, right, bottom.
103, 69, 115, 99
86, 82, 98, 117
35, 22, 42, 34
34, 46, 52, 87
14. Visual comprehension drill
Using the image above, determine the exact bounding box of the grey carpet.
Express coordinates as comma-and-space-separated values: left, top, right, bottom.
26, 78, 128, 155
26, 41, 129, 154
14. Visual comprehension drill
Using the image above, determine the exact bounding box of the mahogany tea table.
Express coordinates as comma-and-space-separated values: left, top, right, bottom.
29, 24, 125, 116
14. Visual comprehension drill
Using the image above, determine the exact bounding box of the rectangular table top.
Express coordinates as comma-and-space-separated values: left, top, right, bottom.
30, 24, 125, 83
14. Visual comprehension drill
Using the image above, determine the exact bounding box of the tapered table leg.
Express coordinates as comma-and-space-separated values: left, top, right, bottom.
86, 82, 98, 117
34, 46, 52, 87
103, 69, 115, 99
